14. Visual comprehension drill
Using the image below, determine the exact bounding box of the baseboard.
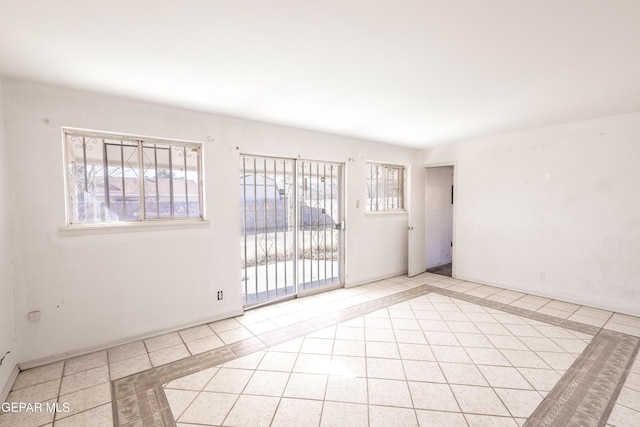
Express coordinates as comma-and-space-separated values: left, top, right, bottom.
0, 363, 19, 402
18, 308, 244, 371
453, 273, 640, 318
345, 271, 408, 288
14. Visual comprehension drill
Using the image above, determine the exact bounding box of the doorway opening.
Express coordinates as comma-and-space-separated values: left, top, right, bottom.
425, 166, 454, 277
240, 154, 344, 307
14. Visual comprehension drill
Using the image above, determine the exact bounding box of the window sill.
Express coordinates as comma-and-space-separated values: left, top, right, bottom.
364, 210, 408, 217
59, 220, 210, 237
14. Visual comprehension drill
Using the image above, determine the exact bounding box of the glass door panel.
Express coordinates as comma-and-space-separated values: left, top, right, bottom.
297, 160, 342, 292
240, 155, 343, 307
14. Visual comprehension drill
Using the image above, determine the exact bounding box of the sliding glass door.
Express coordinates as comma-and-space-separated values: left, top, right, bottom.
240, 155, 343, 307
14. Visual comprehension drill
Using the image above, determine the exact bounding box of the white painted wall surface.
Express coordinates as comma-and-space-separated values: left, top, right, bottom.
425, 167, 453, 268
3, 80, 418, 364
421, 112, 640, 316
0, 79, 18, 393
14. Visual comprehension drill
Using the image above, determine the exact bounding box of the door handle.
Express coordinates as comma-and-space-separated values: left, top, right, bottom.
408, 226, 414, 231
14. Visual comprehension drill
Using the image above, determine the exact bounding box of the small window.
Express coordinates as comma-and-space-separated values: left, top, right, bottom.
64, 129, 203, 225
366, 162, 405, 212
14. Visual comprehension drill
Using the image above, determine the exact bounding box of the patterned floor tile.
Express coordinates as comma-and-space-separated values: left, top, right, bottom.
5, 274, 640, 427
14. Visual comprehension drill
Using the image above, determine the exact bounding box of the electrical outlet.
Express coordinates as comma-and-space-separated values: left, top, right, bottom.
217, 291, 223, 301
28, 311, 41, 321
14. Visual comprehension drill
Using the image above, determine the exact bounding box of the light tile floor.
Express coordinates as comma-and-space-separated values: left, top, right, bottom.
1, 273, 640, 426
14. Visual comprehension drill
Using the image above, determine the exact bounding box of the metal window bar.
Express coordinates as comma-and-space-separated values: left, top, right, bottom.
382, 166, 385, 209
373, 164, 377, 211
293, 159, 299, 296
400, 168, 406, 209
396, 168, 399, 208
253, 157, 259, 300
153, 146, 160, 217
104, 140, 139, 221
301, 162, 306, 288
81, 137, 89, 194
102, 139, 110, 216
388, 167, 394, 209
66, 131, 202, 224
369, 164, 373, 211
330, 164, 334, 280
263, 158, 269, 296
384, 166, 389, 210
273, 159, 278, 295
396, 168, 400, 208
389, 167, 393, 209
365, 163, 405, 212
119, 143, 126, 219
323, 163, 327, 286
400, 167, 404, 209
185, 148, 190, 217
169, 147, 174, 218
391, 167, 395, 209
142, 144, 172, 219
242, 157, 248, 303
282, 160, 288, 291
308, 162, 313, 287
376, 165, 381, 211
316, 162, 320, 287
137, 140, 145, 220
196, 146, 203, 218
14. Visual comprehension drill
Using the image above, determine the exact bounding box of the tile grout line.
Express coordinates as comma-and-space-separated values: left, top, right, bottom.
100, 280, 637, 426
433, 285, 640, 426
110, 283, 435, 426
424, 284, 602, 336
111, 380, 120, 427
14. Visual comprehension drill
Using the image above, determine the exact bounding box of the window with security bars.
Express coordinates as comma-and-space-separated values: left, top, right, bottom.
64, 129, 203, 225
366, 162, 405, 212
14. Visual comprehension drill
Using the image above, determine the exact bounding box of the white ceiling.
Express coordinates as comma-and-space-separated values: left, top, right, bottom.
1, 1, 640, 148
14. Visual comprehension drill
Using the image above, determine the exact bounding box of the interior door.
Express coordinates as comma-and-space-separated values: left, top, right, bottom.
408, 165, 426, 277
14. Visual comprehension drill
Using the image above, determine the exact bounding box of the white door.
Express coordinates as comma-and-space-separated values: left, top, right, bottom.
407, 165, 426, 277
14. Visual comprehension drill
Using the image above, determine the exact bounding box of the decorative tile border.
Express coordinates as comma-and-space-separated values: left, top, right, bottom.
109, 282, 640, 426
524, 330, 639, 426
111, 284, 434, 426
422, 285, 601, 336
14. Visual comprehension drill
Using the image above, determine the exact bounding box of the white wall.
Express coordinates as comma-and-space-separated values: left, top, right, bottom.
0, 79, 18, 394
425, 167, 453, 268
4, 80, 418, 364
422, 112, 640, 316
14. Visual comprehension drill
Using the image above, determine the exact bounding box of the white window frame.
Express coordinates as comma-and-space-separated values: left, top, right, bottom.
366, 162, 406, 213
61, 128, 206, 233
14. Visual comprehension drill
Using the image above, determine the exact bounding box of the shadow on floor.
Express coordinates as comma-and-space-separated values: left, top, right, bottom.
425, 262, 452, 277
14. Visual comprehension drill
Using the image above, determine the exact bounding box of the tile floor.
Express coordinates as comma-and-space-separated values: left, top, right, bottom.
425, 263, 452, 278
1, 273, 640, 426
